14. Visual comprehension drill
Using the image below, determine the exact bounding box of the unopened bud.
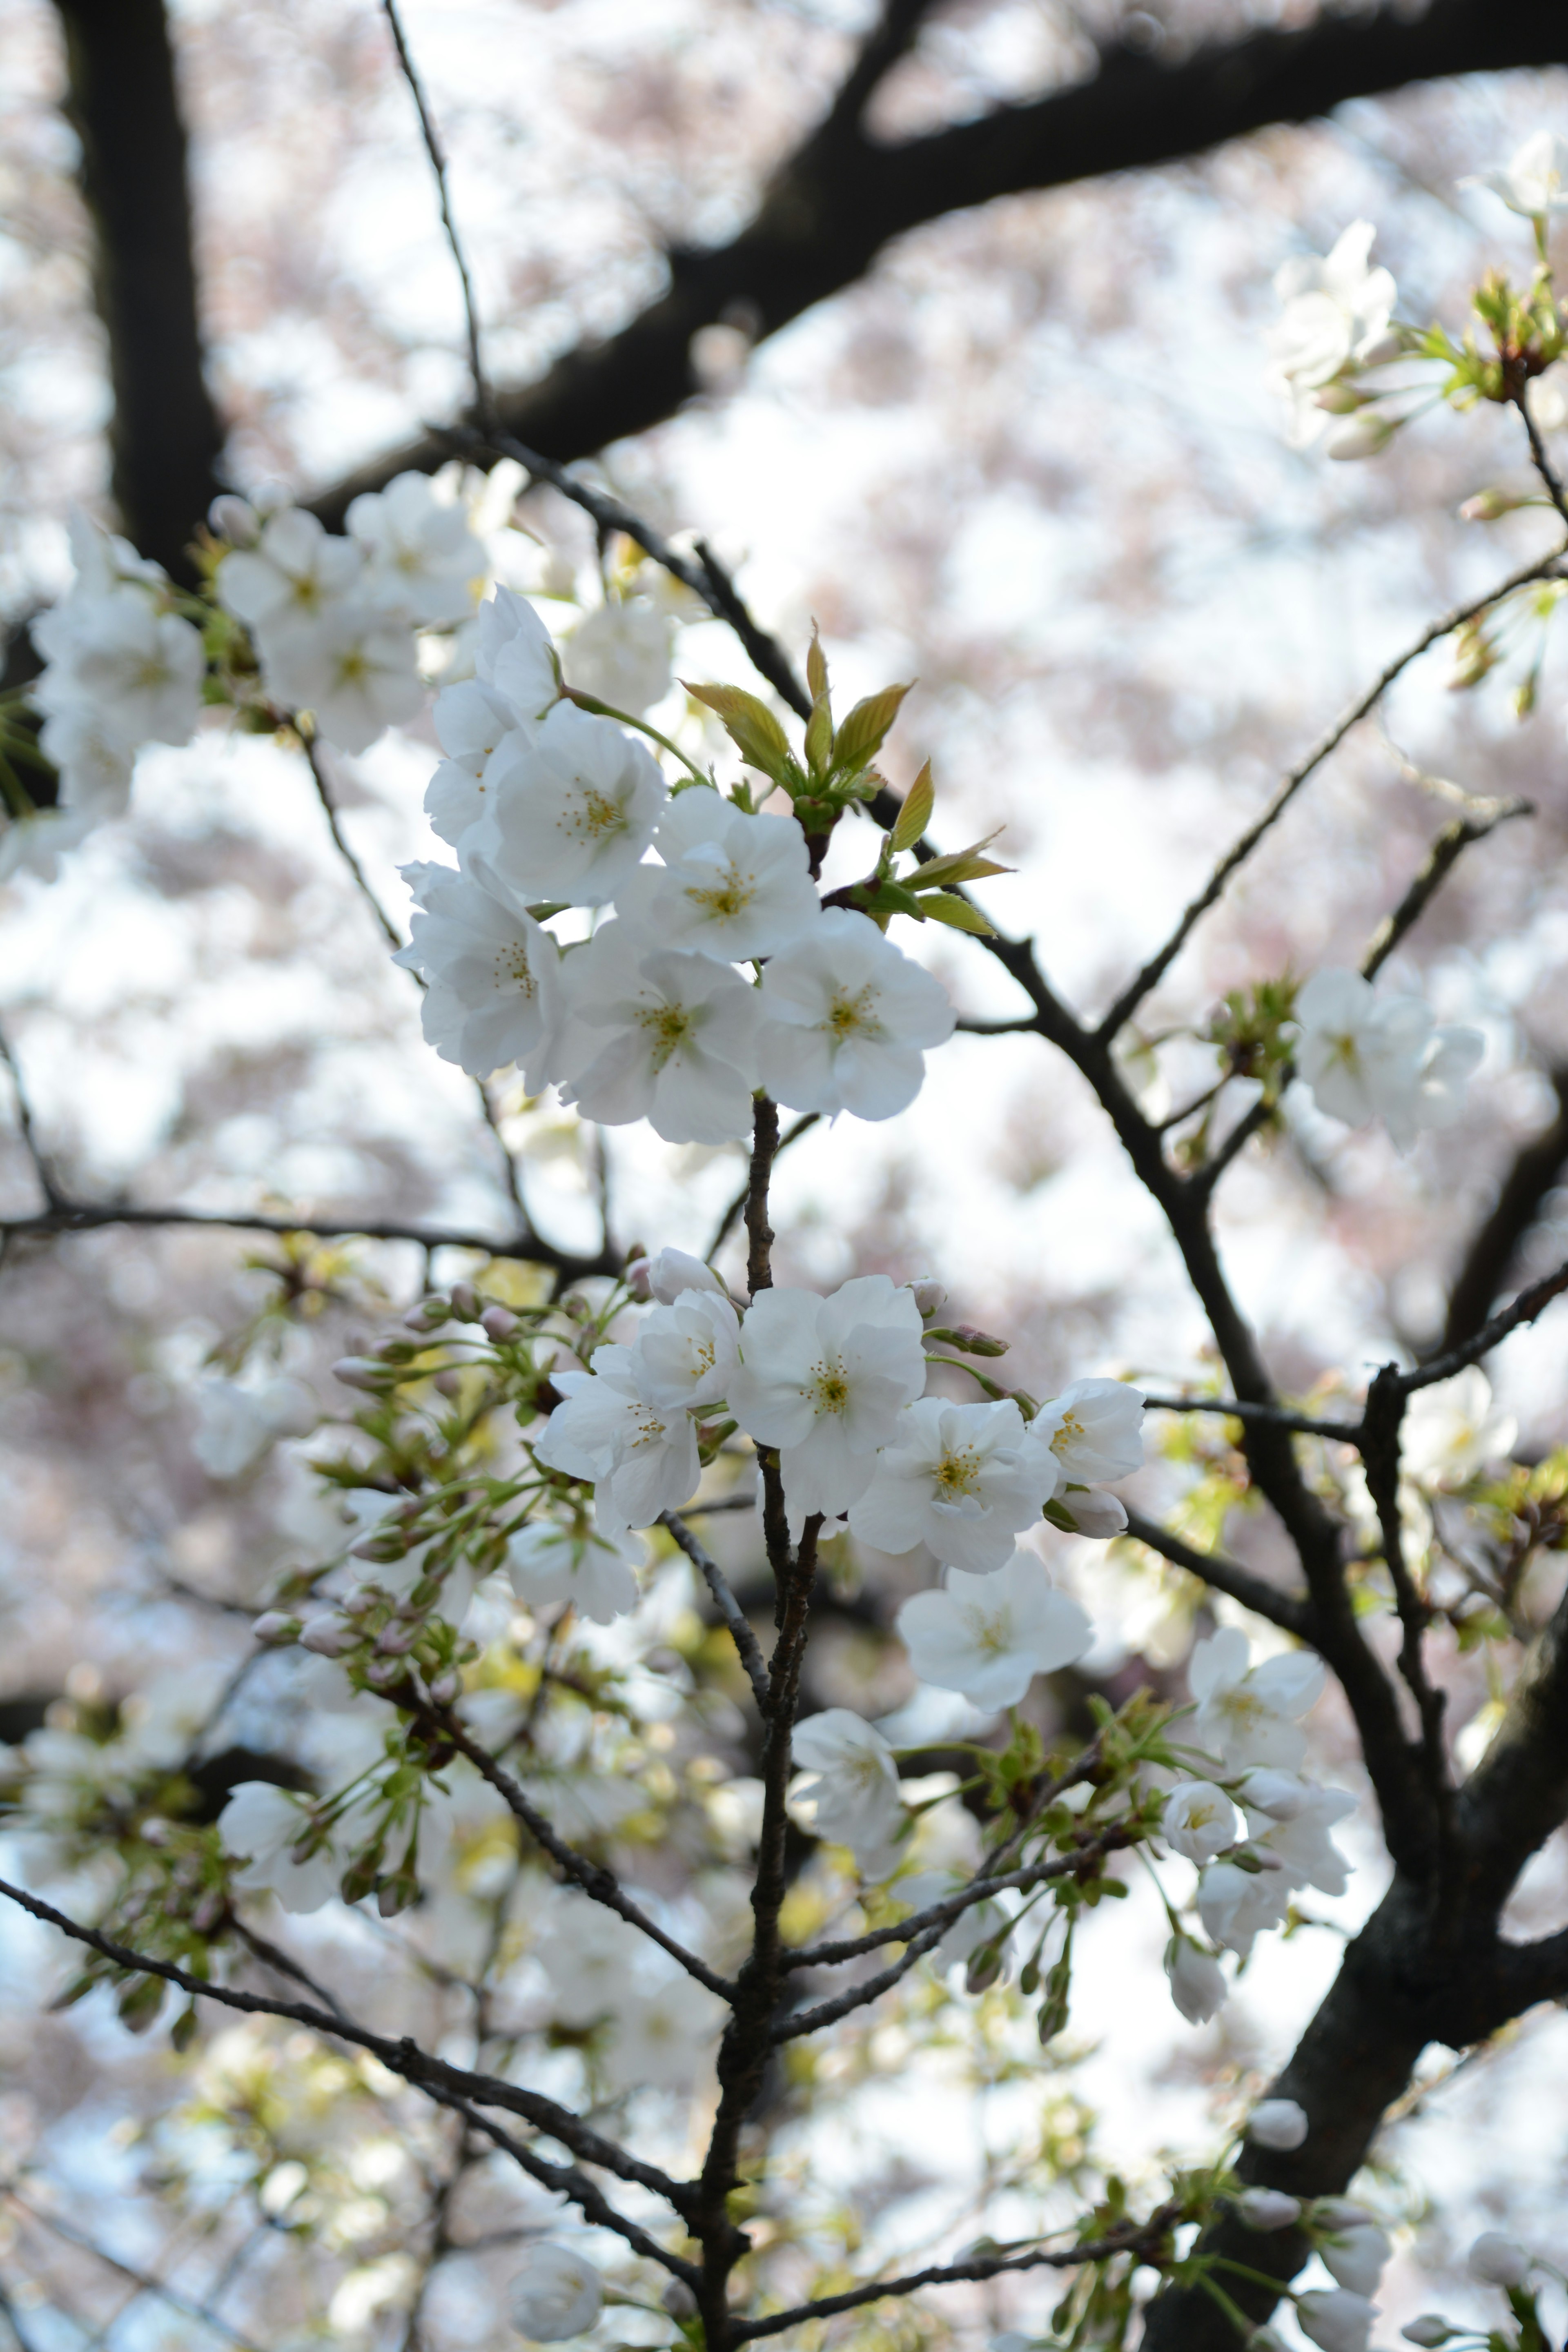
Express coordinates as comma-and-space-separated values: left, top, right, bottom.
932, 1323, 1009, 1358
404, 1296, 452, 1331
333, 1356, 396, 1394
1236, 2188, 1302, 2231
964, 1945, 1004, 1995
191, 1890, 225, 1933
208, 494, 260, 545
428, 1670, 461, 1706
626, 1259, 654, 1301
300, 1614, 359, 1657
1401, 2320, 1458, 2346
375, 1623, 418, 1655
1313, 381, 1368, 414
364, 1658, 404, 1690
433, 1369, 463, 1397
340, 1584, 379, 1616
251, 1611, 302, 1645
1358, 328, 1403, 367
662, 2283, 698, 2321
449, 1282, 481, 1321
481, 1305, 519, 1341
377, 1872, 417, 1918
290, 1828, 323, 1866
1460, 487, 1525, 522
1325, 410, 1395, 461
339, 1854, 379, 1906
350, 1529, 413, 1563
911, 1280, 947, 1318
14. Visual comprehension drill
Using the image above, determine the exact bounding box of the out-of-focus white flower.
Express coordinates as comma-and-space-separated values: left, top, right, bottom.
468, 699, 666, 906
192, 1376, 317, 1477
1197, 1857, 1292, 1960
1293, 968, 1482, 1152
263, 603, 425, 753
347, 470, 483, 626
35, 588, 204, 749
849, 1397, 1060, 1571
561, 595, 674, 717
896, 1552, 1092, 1710
789, 1708, 904, 1873
217, 507, 364, 639
602, 1969, 725, 2091
1468, 2232, 1530, 2287
1162, 1780, 1242, 1864
532, 1893, 644, 2024
393, 857, 565, 1082
557, 922, 762, 1145
1189, 1628, 1324, 1773
1236, 2188, 1302, 2230
757, 909, 955, 1121
1465, 130, 1568, 221
1296, 2289, 1377, 2352
633, 787, 822, 961
1163, 1934, 1228, 2024
534, 1355, 700, 1533
1267, 223, 1397, 445
1247, 1782, 1356, 1896
217, 1782, 340, 1913
1402, 1367, 1517, 1486
1247, 2097, 1309, 2149
36, 707, 135, 819
1034, 1378, 1144, 1484
727, 1277, 927, 1526
0, 807, 95, 882
1321, 2223, 1392, 2297
1528, 358, 1568, 433
630, 1286, 742, 1411
505, 1514, 646, 1624
510, 2243, 603, 2343
1324, 412, 1396, 462
646, 1246, 726, 1305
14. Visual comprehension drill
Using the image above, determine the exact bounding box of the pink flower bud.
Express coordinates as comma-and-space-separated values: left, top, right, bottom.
626, 1258, 654, 1300
481, 1305, 519, 1341
364, 1659, 403, 1689
300, 1615, 359, 1657
449, 1282, 481, 1321
911, 1280, 947, 1317
428, 1670, 461, 1706
332, 1356, 394, 1393
208, 494, 260, 545
374, 1623, 417, 1655
250, 1611, 301, 1645
404, 1296, 451, 1331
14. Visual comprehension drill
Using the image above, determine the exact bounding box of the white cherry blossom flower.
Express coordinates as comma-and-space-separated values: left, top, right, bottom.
1163, 1934, 1228, 2024
727, 1277, 927, 1524
1034, 1378, 1144, 1484
1267, 223, 1397, 444
1297, 2290, 1377, 2352
1161, 1780, 1241, 1864
630, 1285, 742, 1411
1196, 1857, 1292, 1960
192, 1376, 317, 1478
789, 1709, 904, 1872
896, 1552, 1091, 1710
505, 1513, 646, 1624
217, 506, 364, 638
1237, 1769, 1316, 1820
264, 602, 425, 753
347, 470, 483, 626
475, 584, 559, 717
849, 1397, 1060, 1571
1468, 2233, 1530, 2287
1322, 2223, 1392, 2298
556, 921, 762, 1145
425, 680, 531, 846
1189, 1628, 1324, 1773
466, 699, 665, 906
534, 1354, 700, 1531
646, 1246, 726, 1305
1465, 130, 1568, 221
36, 707, 135, 820
1402, 1366, 1516, 1485
561, 595, 674, 716
393, 858, 565, 1082
1246, 1781, 1355, 1895
532, 1893, 645, 2024
35, 588, 204, 749
1293, 968, 1483, 1151
602, 1970, 725, 2092
1247, 2096, 1309, 2149
635, 787, 823, 961
757, 909, 955, 1120
217, 1782, 341, 1913
510, 2243, 603, 2343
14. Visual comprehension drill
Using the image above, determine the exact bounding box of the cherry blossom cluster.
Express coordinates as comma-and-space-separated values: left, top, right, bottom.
1291, 969, 1483, 1152
396, 589, 961, 1140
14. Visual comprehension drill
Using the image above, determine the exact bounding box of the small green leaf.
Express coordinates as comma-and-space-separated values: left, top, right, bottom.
889, 759, 933, 853
804, 693, 833, 778
919, 893, 996, 936
831, 681, 913, 775
805, 626, 829, 705
907, 831, 1008, 889
683, 682, 797, 784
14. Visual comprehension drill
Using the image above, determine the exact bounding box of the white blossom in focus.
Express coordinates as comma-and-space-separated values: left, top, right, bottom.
789, 1709, 904, 1874
192, 1377, 318, 1477
1468, 2233, 1531, 2287
630, 1286, 742, 1412
1189, 1628, 1324, 1773
505, 1514, 646, 1624
1247, 1782, 1356, 1895
1293, 969, 1483, 1151
727, 1277, 927, 1525
1161, 1780, 1242, 1864
635, 787, 823, 960
534, 1356, 700, 1532
1247, 2097, 1309, 2149
556, 922, 762, 1145
757, 909, 955, 1120
217, 1782, 341, 1913
476, 585, 559, 717
217, 507, 364, 638
647, 1247, 726, 1305
510, 2244, 603, 2343
394, 858, 566, 1082
466, 699, 666, 906
1163, 1935, 1229, 2024
1034, 1378, 1145, 1484
561, 596, 673, 716
426, 682, 532, 845
1465, 130, 1568, 221
263, 603, 425, 753
849, 1397, 1060, 1570
897, 1552, 1092, 1710
1296, 2290, 1377, 2352
347, 470, 483, 626
1267, 223, 1397, 444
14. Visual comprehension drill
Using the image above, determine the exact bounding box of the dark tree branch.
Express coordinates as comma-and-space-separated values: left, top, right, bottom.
49, 0, 223, 579
661, 1511, 771, 1711
310, 2, 1568, 529
379, 0, 490, 424
1391, 1253, 1568, 1396
1360, 801, 1532, 980
1120, 1506, 1314, 1640
1140, 1393, 1358, 1444
1441, 1068, 1568, 1350
0, 1200, 612, 1279
706, 1112, 819, 1258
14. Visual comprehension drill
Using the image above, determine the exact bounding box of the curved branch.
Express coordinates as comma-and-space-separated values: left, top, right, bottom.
1120, 1506, 1314, 1639
0, 1199, 612, 1279
1441, 1069, 1568, 1350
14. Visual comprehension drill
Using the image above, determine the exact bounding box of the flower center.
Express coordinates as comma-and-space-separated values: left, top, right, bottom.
626, 1404, 670, 1452
334, 648, 370, 688
1050, 1412, 1084, 1457
685, 863, 755, 920
935, 1446, 982, 1497
962, 1601, 1013, 1656
810, 1359, 851, 1416
637, 1002, 694, 1071
494, 944, 536, 998
564, 784, 624, 842
822, 984, 886, 1043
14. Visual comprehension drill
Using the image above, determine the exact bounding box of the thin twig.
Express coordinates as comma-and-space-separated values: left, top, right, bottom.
380, 0, 490, 425
1361, 803, 1531, 980
1360, 1365, 1449, 1835
0, 1199, 610, 1277
661, 1511, 770, 1709
1, 2190, 263, 2352
1096, 548, 1568, 1038
0, 1018, 60, 1210
1120, 1506, 1314, 1640
1141, 1393, 1359, 1442
1518, 394, 1568, 535
1386, 1254, 1568, 1396
706, 1111, 819, 1258
303, 734, 403, 951
780, 1837, 1119, 1977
